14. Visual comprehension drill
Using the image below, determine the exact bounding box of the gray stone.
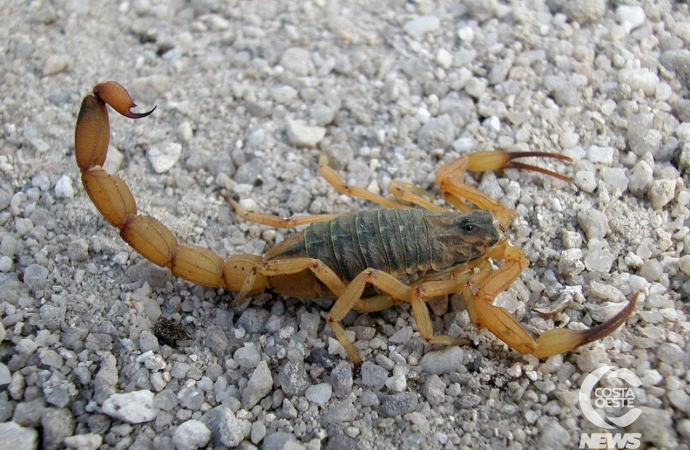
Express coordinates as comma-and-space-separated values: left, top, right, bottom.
42, 408, 75, 450
236, 308, 270, 333
276, 360, 309, 396
200, 406, 247, 448
67, 238, 89, 263
561, 0, 606, 24
419, 346, 465, 374
403, 15, 441, 38
326, 399, 357, 424
12, 399, 46, 428
172, 420, 211, 450
627, 406, 677, 448
417, 115, 456, 151
647, 179, 676, 210
379, 392, 418, 417
242, 360, 273, 409
538, 422, 572, 449
147, 142, 182, 173
305, 383, 332, 405
139, 330, 160, 353
178, 384, 205, 410
263, 431, 298, 450
360, 361, 388, 391
234, 344, 261, 369
0, 421, 38, 450
423, 374, 446, 406
155, 388, 179, 411
280, 48, 313, 76
23, 264, 49, 289
94, 353, 118, 404
170, 362, 191, 380
331, 361, 353, 398
0, 362, 10, 386
577, 209, 610, 240
660, 50, 690, 85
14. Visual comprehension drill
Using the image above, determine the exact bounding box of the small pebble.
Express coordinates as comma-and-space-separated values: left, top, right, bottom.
305, 383, 332, 405
279, 47, 313, 76
326, 399, 357, 424
200, 407, 247, 448
147, 142, 182, 173
286, 120, 326, 148
360, 361, 388, 391
172, 420, 211, 450
647, 179, 676, 210
577, 209, 610, 240
0, 421, 39, 450
64, 433, 102, 450
54, 175, 74, 198
276, 360, 309, 397
101, 390, 158, 424
242, 361, 273, 409
43, 54, 69, 75
378, 392, 418, 417
403, 15, 440, 38
538, 422, 572, 449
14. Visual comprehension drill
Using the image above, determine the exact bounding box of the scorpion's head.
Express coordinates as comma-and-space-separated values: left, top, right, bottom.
427, 210, 502, 271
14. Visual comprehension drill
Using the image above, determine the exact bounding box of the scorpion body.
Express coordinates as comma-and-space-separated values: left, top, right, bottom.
267, 209, 500, 296
73, 81, 637, 364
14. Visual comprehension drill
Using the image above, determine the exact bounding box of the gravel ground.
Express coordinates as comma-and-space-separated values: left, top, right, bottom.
2, 0, 690, 449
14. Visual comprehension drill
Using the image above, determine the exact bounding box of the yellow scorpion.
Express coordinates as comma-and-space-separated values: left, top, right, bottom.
75, 81, 636, 364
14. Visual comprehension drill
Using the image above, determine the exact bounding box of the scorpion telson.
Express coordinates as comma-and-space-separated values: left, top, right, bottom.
75, 81, 637, 364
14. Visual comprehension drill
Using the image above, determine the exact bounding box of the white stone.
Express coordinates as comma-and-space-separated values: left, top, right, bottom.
436, 49, 453, 69
286, 120, 326, 148
101, 390, 158, 423
54, 175, 75, 198
616, 5, 646, 33
147, 142, 182, 173
403, 15, 440, 38
586, 145, 614, 165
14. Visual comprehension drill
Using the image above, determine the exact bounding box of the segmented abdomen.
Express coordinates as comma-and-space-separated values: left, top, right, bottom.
304, 209, 433, 281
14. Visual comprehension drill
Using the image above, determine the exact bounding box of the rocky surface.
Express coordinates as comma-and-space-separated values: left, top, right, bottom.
1, 0, 689, 449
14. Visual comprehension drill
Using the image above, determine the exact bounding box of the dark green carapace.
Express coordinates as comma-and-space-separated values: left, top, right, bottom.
266, 209, 500, 282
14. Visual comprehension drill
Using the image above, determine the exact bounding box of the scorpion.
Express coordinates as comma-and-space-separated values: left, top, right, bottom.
74, 81, 637, 364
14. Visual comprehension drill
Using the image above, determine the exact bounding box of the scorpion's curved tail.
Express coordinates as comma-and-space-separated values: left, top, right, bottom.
74, 82, 270, 294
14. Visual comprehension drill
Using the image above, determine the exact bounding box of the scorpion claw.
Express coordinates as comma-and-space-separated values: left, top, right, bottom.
530, 292, 639, 357
465, 151, 573, 182
93, 81, 156, 119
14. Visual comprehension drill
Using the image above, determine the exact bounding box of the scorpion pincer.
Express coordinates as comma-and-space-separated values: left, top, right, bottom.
74, 81, 637, 364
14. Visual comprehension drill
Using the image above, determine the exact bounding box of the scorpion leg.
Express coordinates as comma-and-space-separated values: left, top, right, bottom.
319, 153, 413, 209
461, 241, 638, 357
436, 151, 572, 227
327, 269, 472, 363
227, 197, 343, 228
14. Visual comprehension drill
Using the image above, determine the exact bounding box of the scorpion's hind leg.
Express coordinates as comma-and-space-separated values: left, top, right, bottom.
436, 151, 573, 227
227, 197, 343, 229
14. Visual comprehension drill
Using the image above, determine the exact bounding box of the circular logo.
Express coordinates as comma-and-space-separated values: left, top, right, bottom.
579, 366, 642, 429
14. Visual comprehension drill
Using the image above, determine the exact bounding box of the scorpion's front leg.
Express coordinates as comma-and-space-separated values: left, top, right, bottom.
436, 151, 573, 227
461, 241, 638, 357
